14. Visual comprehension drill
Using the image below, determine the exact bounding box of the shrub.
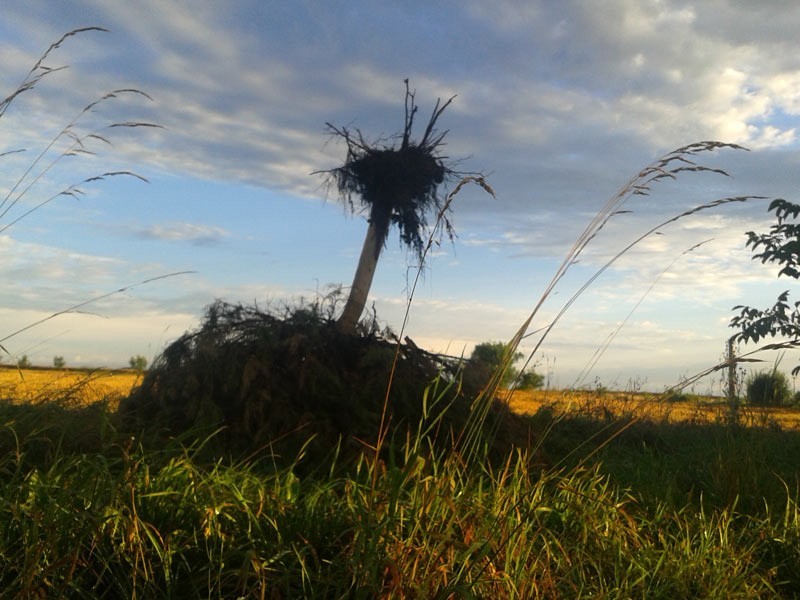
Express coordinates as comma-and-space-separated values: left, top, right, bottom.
128, 355, 147, 370
518, 370, 545, 390
663, 390, 690, 403
465, 341, 543, 390
746, 370, 791, 406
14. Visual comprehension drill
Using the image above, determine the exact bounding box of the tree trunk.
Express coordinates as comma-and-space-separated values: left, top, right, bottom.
337, 220, 384, 333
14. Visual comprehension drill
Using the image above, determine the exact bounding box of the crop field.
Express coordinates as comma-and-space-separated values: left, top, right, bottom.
0, 366, 141, 406
5, 365, 800, 431
508, 388, 800, 430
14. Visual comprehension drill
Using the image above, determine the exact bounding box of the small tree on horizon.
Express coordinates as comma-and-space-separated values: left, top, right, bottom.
318, 80, 477, 334
468, 341, 544, 390
17, 355, 31, 369
129, 355, 147, 370
746, 369, 791, 406
53, 355, 65, 368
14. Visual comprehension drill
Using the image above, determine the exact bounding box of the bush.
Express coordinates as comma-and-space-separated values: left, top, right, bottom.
746, 370, 792, 406
465, 341, 543, 390
128, 355, 147, 370
518, 370, 545, 390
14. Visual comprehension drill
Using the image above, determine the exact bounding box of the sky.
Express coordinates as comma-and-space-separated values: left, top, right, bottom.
2, 1, 800, 392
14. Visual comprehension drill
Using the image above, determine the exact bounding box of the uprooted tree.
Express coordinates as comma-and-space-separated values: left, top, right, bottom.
119, 299, 532, 465
730, 198, 800, 375
317, 80, 467, 334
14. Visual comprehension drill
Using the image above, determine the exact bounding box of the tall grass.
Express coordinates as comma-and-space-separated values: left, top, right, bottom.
2, 394, 800, 597
0, 28, 191, 362
0, 27, 158, 235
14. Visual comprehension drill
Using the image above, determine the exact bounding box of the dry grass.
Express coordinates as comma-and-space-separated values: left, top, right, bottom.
0, 366, 140, 407
507, 388, 800, 430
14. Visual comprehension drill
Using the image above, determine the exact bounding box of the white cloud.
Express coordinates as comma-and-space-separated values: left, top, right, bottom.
136, 222, 229, 245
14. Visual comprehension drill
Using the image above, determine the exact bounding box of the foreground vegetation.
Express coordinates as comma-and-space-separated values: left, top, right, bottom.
1, 375, 800, 598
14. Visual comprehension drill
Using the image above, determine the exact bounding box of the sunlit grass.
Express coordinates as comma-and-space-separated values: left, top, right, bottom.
509, 388, 800, 430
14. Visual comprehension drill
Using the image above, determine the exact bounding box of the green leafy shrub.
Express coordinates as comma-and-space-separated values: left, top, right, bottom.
128, 355, 148, 370
465, 341, 543, 390
518, 370, 545, 389
746, 370, 791, 406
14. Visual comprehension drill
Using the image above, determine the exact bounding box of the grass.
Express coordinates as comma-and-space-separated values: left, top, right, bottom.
3, 367, 800, 596
2, 391, 800, 597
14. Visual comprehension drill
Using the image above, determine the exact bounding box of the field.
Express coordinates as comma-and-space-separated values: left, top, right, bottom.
6, 365, 800, 430
508, 388, 800, 430
8, 30, 800, 596
2, 365, 800, 596
1, 376, 799, 597
10, 364, 800, 431
0, 366, 141, 406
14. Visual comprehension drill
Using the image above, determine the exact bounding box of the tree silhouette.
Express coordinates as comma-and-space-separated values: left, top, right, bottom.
468, 341, 544, 390
129, 355, 148, 371
319, 80, 465, 334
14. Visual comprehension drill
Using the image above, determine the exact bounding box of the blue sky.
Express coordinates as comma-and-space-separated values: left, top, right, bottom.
3, 1, 800, 391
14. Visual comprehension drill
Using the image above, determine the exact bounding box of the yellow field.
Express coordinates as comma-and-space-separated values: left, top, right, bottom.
0, 367, 141, 406
507, 388, 800, 430
4, 368, 800, 432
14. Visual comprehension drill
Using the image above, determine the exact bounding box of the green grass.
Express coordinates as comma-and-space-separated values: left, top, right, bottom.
2, 395, 800, 598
